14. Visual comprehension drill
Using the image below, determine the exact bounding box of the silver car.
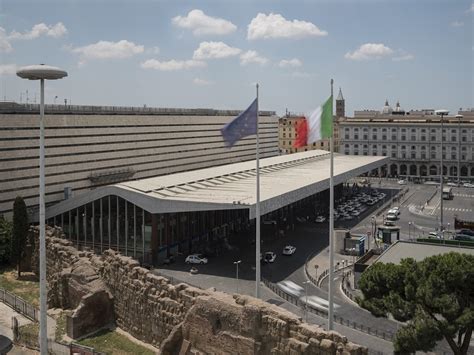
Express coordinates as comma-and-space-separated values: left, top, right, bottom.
277, 280, 304, 298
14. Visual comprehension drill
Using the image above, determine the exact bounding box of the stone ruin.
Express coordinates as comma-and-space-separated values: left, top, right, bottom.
29, 226, 368, 354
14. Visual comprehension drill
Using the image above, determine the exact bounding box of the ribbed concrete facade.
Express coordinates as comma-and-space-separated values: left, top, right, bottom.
0, 103, 278, 215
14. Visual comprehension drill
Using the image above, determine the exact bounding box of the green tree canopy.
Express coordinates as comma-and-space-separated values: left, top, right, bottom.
12, 196, 29, 278
0, 216, 12, 265
358, 252, 474, 355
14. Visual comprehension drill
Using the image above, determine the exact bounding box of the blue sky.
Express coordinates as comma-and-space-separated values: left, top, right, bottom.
0, 0, 472, 116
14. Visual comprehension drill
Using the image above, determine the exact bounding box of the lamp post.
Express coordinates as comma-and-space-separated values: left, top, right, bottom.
16, 64, 67, 355
456, 114, 463, 185
435, 109, 449, 233
408, 221, 412, 241
233, 260, 241, 294
302, 280, 311, 322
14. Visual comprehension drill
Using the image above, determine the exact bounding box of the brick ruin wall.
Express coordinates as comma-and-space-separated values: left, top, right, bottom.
32, 227, 368, 354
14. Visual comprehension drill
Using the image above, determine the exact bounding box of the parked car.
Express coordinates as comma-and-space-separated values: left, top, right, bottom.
398, 179, 407, 185
463, 183, 474, 188
277, 280, 304, 298
458, 229, 474, 237
315, 216, 326, 223
447, 182, 459, 187
428, 231, 442, 239
366, 199, 376, 206
454, 234, 474, 241
264, 252, 277, 263
185, 254, 208, 264
282, 245, 296, 255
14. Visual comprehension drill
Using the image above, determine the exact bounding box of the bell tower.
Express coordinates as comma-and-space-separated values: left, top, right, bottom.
336, 88, 345, 117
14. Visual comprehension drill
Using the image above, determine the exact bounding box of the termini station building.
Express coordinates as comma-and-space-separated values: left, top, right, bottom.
45, 150, 388, 265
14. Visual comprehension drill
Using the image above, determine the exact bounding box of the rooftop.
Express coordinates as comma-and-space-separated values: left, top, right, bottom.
0, 101, 276, 117
375, 240, 474, 264
45, 150, 388, 220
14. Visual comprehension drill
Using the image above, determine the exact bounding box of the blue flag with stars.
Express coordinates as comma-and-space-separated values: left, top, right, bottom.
221, 98, 258, 148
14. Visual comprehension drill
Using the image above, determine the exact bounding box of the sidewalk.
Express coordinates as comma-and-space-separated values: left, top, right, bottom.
305, 246, 353, 285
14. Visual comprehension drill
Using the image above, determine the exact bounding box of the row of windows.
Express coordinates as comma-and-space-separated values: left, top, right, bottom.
344, 134, 473, 142
344, 150, 472, 160
345, 127, 474, 134
345, 144, 472, 151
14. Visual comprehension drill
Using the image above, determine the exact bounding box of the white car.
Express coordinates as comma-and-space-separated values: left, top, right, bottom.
447, 182, 459, 187
282, 245, 296, 255
264, 252, 277, 263
463, 183, 474, 188
388, 208, 400, 216
428, 231, 442, 239
398, 180, 407, 185
185, 254, 208, 264
277, 280, 304, 298
315, 216, 326, 223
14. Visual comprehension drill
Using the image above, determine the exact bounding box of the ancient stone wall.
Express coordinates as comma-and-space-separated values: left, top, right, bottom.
32, 226, 367, 354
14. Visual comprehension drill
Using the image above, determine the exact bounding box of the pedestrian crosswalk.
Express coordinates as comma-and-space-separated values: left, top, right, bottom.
453, 193, 474, 198
443, 207, 473, 212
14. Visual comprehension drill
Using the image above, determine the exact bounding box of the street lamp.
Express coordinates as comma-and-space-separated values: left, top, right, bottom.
302, 280, 311, 322
233, 260, 241, 294
16, 64, 67, 355
456, 114, 463, 185
408, 221, 412, 241
435, 109, 449, 233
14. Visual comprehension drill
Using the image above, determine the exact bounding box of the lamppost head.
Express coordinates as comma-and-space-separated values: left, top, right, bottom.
435, 109, 449, 116
16, 64, 68, 81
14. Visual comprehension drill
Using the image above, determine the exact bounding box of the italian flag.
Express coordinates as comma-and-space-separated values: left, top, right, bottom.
294, 96, 333, 148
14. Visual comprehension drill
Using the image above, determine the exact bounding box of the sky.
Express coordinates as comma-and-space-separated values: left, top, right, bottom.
0, 0, 472, 116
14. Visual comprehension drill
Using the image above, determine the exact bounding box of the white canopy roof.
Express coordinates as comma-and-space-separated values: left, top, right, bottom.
46, 150, 389, 219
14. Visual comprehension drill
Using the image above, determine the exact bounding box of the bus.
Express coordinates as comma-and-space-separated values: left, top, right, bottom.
442, 187, 453, 200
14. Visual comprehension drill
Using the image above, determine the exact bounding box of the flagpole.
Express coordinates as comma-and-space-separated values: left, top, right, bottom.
255, 83, 261, 298
328, 78, 334, 330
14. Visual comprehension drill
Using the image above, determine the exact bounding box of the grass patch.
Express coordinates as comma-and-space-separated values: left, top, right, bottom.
55, 311, 68, 342
0, 267, 39, 306
17, 322, 40, 349
78, 329, 155, 355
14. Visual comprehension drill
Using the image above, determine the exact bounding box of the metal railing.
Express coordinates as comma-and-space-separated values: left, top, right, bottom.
0, 287, 38, 321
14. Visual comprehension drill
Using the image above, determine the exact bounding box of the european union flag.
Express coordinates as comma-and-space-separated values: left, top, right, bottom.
221, 98, 258, 148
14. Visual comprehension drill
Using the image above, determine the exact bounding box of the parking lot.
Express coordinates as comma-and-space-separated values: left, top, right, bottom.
155, 185, 397, 283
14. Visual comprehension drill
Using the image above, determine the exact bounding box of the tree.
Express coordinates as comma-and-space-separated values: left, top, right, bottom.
0, 216, 12, 265
358, 252, 474, 355
11, 196, 29, 278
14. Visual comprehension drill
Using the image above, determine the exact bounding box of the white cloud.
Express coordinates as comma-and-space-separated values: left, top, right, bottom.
451, 21, 464, 27
247, 13, 327, 40
193, 41, 241, 60
172, 9, 237, 36
0, 64, 17, 75
9, 22, 67, 40
468, 3, 474, 12
193, 77, 213, 85
392, 53, 414, 61
345, 43, 393, 60
71, 40, 144, 65
278, 58, 302, 68
0, 28, 12, 53
240, 50, 268, 65
141, 59, 206, 71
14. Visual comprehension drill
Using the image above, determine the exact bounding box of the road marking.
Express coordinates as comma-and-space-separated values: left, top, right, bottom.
453, 193, 474, 198
444, 207, 473, 212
